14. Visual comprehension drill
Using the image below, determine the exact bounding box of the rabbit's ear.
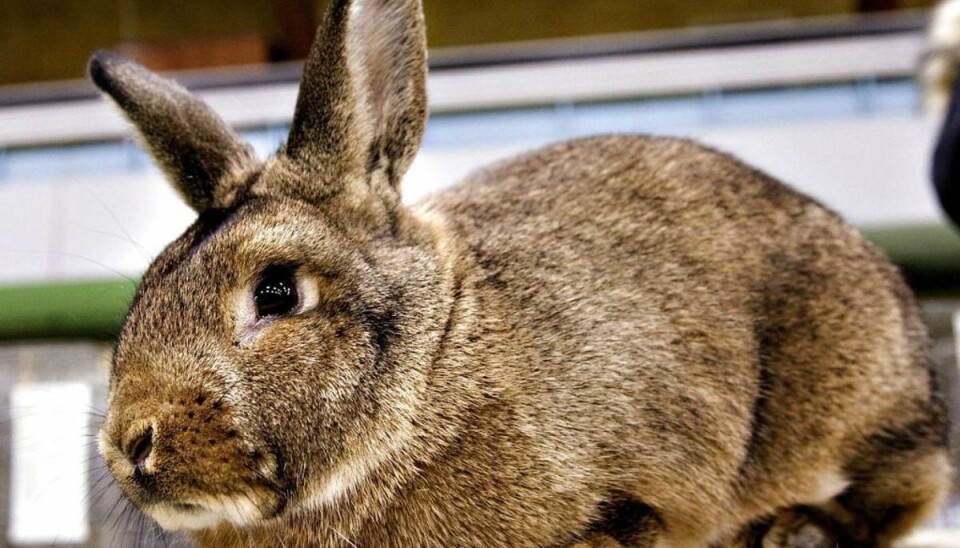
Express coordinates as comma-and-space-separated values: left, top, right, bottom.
282, 0, 427, 203
88, 51, 258, 212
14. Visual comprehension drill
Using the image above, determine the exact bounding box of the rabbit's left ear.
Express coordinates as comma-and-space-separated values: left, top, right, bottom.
281, 0, 427, 204
88, 52, 258, 212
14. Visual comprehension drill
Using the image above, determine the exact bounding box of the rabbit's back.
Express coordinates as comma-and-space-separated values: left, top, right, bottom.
423, 135, 948, 543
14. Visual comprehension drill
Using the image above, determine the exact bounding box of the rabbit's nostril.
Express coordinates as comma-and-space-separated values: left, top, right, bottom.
127, 426, 154, 468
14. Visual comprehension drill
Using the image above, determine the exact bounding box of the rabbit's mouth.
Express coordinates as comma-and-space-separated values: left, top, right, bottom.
145, 490, 285, 531
98, 414, 290, 532
147, 502, 224, 531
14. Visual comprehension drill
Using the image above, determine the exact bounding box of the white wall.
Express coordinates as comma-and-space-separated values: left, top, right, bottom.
0, 112, 946, 285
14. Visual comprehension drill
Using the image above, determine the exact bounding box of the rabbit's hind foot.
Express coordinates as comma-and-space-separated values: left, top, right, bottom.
733, 447, 951, 548
819, 447, 952, 548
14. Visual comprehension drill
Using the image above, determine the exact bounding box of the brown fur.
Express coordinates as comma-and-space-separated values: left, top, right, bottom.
90, 0, 951, 546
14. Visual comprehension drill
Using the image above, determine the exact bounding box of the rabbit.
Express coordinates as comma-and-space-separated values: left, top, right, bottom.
90, 0, 952, 546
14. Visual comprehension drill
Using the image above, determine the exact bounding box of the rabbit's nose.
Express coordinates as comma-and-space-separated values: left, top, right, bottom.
126, 425, 154, 469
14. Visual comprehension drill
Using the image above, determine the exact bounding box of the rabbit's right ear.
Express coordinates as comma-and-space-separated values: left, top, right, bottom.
88, 52, 257, 212
278, 0, 427, 206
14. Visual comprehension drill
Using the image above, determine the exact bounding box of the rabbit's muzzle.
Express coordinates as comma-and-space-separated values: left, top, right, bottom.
100, 380, 287, 531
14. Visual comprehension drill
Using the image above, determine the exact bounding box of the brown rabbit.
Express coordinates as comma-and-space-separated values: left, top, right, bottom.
91, 0, 951, 546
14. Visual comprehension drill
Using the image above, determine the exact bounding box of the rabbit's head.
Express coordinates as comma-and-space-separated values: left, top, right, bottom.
92, 0, 448, 532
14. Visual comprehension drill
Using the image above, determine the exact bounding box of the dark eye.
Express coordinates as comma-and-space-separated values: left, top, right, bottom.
254, 267, 299, 319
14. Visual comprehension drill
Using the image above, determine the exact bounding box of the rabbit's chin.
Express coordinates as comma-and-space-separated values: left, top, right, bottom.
145, 496, 268, 532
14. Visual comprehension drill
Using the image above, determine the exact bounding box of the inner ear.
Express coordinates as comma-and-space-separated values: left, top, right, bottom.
350, 0, 428, 183
350, 1, 416, 128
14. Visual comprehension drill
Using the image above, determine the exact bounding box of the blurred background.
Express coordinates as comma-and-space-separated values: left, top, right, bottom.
3, 0, 960, 546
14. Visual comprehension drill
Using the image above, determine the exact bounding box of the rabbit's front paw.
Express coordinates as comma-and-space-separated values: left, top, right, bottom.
761, 510, 837, 548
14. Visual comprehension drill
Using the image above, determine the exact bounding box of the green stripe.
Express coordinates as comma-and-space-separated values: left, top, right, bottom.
0, 223, 958, 340
0, 279, 138, 340
863, 224, 960, 269
863, 224, 960, 290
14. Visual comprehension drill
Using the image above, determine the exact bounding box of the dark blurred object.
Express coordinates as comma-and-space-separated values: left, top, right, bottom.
858, 0, 900, 12
115, 35, 268, 71
933, 75, 960, 228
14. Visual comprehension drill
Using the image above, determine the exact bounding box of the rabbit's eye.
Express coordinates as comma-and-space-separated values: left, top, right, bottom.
254, 267, 299, 319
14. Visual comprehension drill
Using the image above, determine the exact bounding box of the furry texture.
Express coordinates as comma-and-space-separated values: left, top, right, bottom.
88, 51, 258, 211
92, 0, 951, 546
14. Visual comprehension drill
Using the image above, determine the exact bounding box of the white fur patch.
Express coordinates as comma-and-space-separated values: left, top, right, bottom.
149, 505, 222, 531
809, 469, 850, 504
216, 496, 262, 526
147, 495, 261, 531
303, 420, 415, 510
306, 448, 382, 508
